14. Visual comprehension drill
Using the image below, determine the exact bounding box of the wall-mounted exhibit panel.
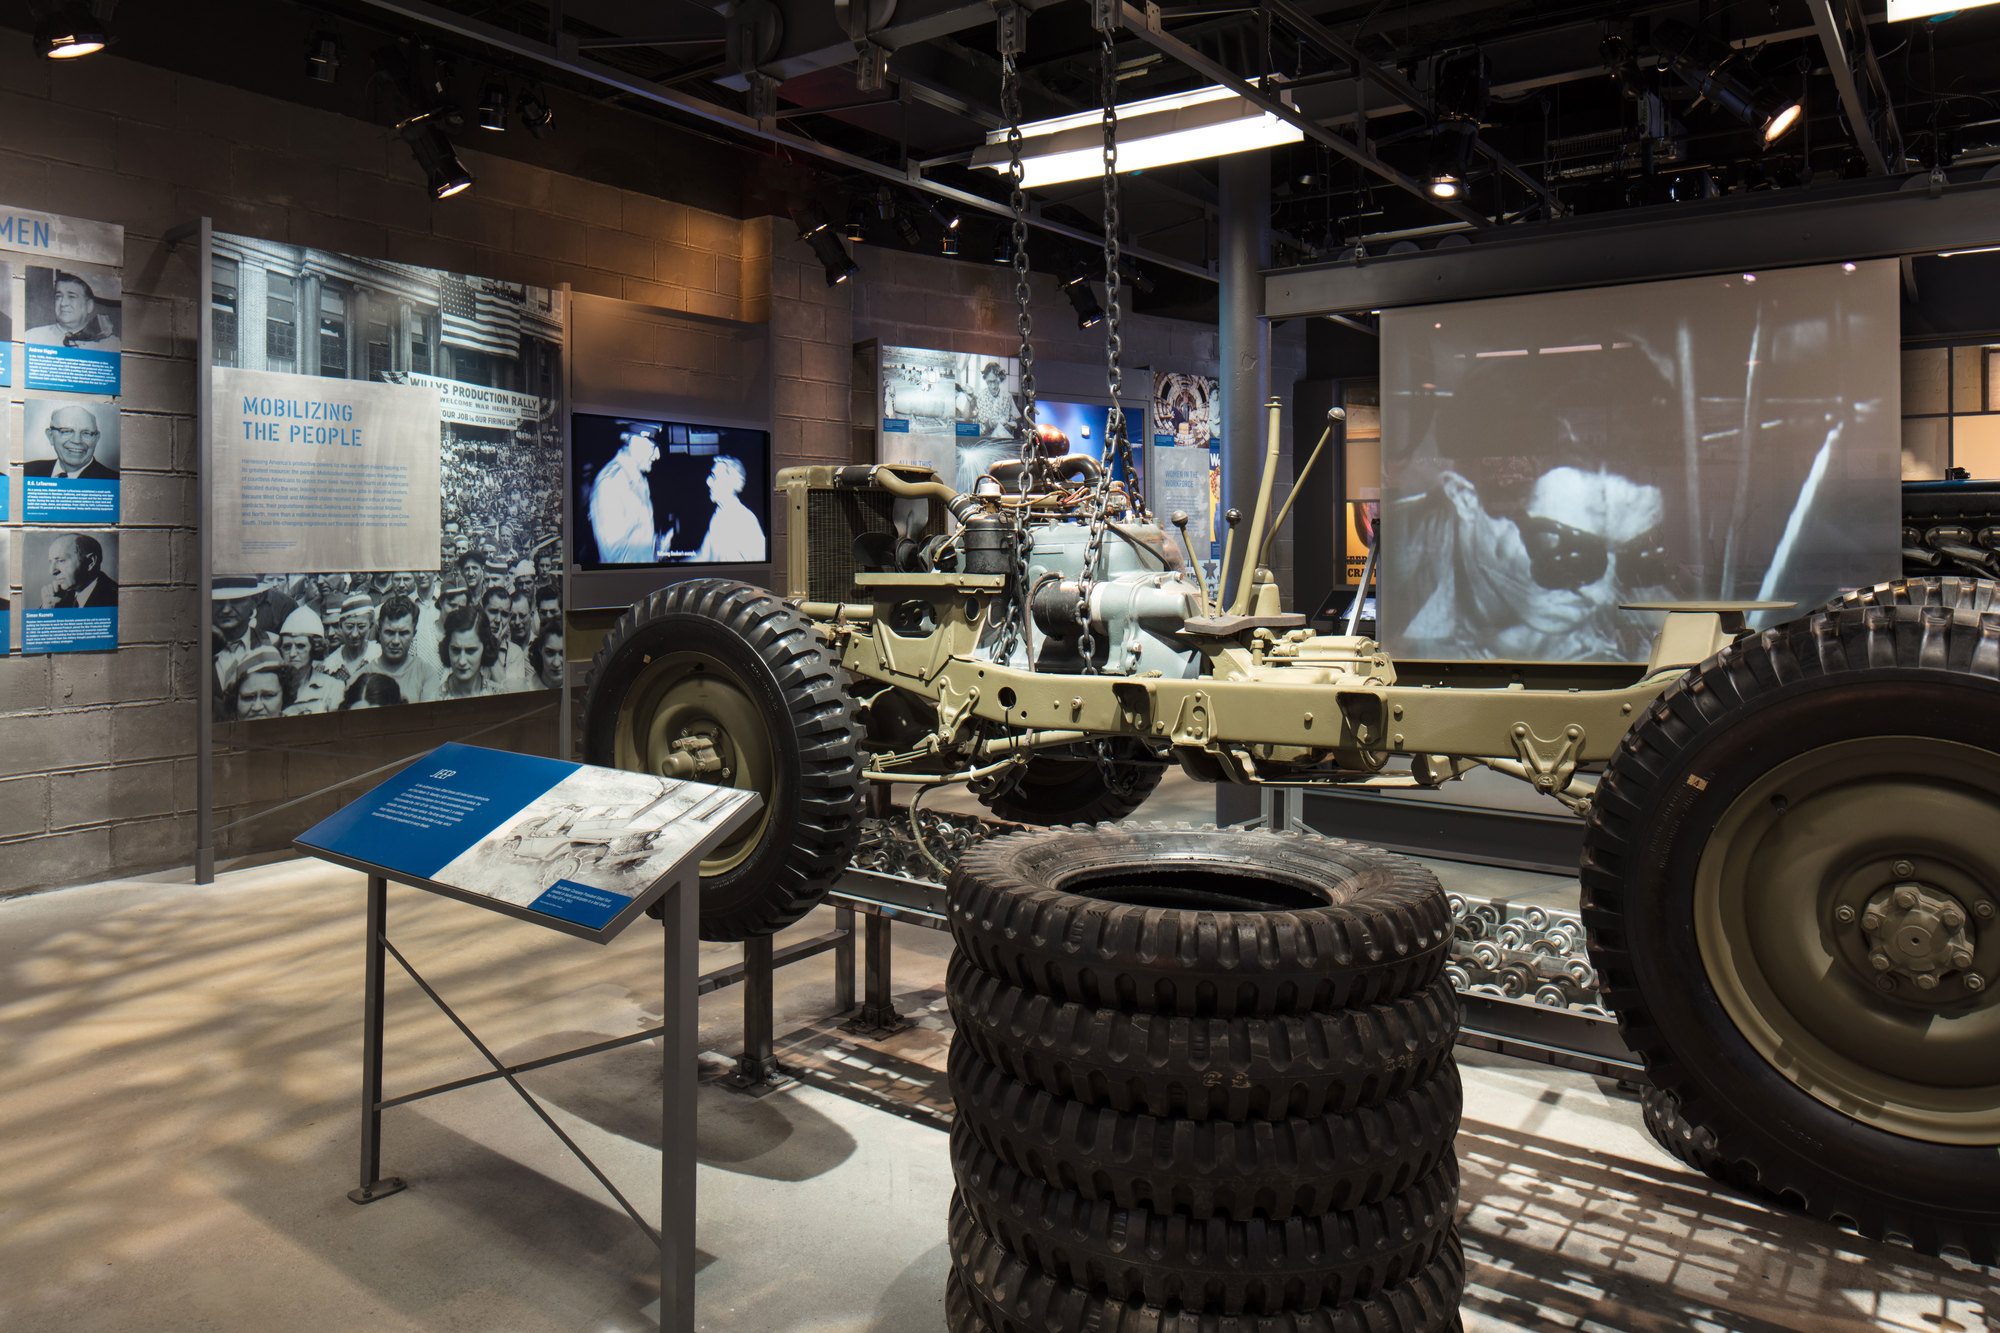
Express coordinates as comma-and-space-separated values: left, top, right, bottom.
207, 234, 565, 716
1379, 260, 1903, 663
0, 202, 126, 658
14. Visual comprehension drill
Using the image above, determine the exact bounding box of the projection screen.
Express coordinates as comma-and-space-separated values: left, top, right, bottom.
1378, 260, 1901, 663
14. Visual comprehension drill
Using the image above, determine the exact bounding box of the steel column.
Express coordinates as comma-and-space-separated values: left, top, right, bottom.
730, 933, 788, 1090
833, 906, 857, 1013
1218, 150, 1271, 605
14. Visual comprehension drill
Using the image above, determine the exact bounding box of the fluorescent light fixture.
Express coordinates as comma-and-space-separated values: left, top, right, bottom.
1888, 0, 1998, 20
1938, 244, 2000, 257
973, 84, 1303, 188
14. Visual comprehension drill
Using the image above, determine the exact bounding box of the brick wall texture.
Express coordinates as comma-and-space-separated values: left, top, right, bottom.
0, 44, 1293, 895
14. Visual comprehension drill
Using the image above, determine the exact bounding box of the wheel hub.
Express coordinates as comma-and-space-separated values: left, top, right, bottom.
1854, 879, 1982, 996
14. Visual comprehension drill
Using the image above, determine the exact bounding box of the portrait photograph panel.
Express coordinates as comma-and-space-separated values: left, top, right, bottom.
23, 261, 122, 351
20, 527, 119, 610
23, 396, 120, 477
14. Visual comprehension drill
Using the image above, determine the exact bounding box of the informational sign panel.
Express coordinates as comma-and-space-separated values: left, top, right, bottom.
297, 742, 761, 942
211, 367, 443, 575
206, 234, 564, 717
0, 202, 125, 657
1379, 261, 1901, 661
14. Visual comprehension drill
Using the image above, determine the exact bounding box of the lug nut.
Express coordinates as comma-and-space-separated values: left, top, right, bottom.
1894, 887, 1920, 910
1893, 859, 1916, 878
1871, 950, 1893, 971
1863, 912, 1883, 931
1942, 910, 1965, 930
1834, 905, 1857, 924
1951, 949, 1974, 970
1915, 972, 1940, 990
1978, 902, 1996, 921
1967, 974, 1987, 993
1876, 976, 1897, 992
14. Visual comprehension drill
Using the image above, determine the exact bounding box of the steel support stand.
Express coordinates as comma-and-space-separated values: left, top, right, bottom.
350, 874, 407, 1204
833, 906, 857, 1014
725, 934, 793, 1094
660, 874, 698, 1332
843, 914, 909, 1036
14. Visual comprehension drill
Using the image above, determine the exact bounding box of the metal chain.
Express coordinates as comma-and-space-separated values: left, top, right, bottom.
1074, 18, 1123, 679
992, 24, 1038, 671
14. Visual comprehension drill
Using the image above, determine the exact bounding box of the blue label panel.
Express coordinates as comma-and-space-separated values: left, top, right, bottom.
527, 880, 629, 929
23, 476, 118, 525
0, 342, 12, 387
954, 421, 980, 437
882, 418, 910, 432
0, 473, 9, 522
1152, 433, 1172, 447
24, 344, 119, 394
297, 742, 580, 881
23, 607, 116, 653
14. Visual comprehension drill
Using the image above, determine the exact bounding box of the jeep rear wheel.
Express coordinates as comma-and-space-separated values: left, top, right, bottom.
1583, 601, 2000, 1262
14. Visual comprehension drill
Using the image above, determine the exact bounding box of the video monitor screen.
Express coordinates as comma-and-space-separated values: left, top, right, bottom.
572, 413, 771, 569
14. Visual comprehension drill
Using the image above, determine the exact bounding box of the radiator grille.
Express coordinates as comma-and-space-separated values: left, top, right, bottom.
806, 488, 896, 603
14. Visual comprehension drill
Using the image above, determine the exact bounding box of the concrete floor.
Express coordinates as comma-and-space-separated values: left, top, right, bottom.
2, 848, 1994, 1331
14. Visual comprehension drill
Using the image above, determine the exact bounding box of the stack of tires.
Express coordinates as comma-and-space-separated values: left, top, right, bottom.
943, 825, 1465, 1333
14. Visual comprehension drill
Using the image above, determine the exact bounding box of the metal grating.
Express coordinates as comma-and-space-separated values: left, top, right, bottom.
806, 487, 897, 604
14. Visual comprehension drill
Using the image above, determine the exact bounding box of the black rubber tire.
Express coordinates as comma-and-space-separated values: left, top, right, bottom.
1581, 601, 2000, 1263
948, 1266, 1001, 1333
949, 825, 1451, 1017
948, 955, 1460, 1121
949, 1037, 1460, 1220
1639, 1083, 1735, 1182
950, 1196, 1465, 1333
951, 1121, 1456, 1313
977, 745, 1167, 826
1822, 575, 2000, 616
579, 578, 863, 940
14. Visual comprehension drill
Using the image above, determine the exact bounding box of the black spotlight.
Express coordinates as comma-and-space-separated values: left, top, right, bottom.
893, 208, 922, 249
925, 199, 962, 233
1063, 265, 1104, 329
1652, 19, 1801, 144
36, 1, 107, 59
940, 231, 959, 257
516, 88, 554, 138
991, 231, 1016, 265
306, 33, 341, 84
477, 84, 508, 132
793, 206, 859, 286
403, 120, 474, 199
843, 201, 869, 244
1426, 119, 1478, 200
1426, 49, 1488, 201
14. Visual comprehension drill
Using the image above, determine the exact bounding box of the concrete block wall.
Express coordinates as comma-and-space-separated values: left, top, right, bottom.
0, 44, 843, 894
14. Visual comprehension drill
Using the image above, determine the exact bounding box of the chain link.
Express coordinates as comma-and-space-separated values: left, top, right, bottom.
1074, 21, 1126, 678
991, 35, 1038, 671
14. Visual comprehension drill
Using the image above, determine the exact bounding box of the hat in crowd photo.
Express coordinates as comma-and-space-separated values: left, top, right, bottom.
512, 559, 534, 579
225, 645, 282, 693
442, 580, 466, 597
340, 592, 375, 620
281, 606, 325, 638
484, 556, 510, 578
212, 577, 263, 602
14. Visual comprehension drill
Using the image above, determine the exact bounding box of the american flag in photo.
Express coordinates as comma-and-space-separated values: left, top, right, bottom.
440, 276, 523, 357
